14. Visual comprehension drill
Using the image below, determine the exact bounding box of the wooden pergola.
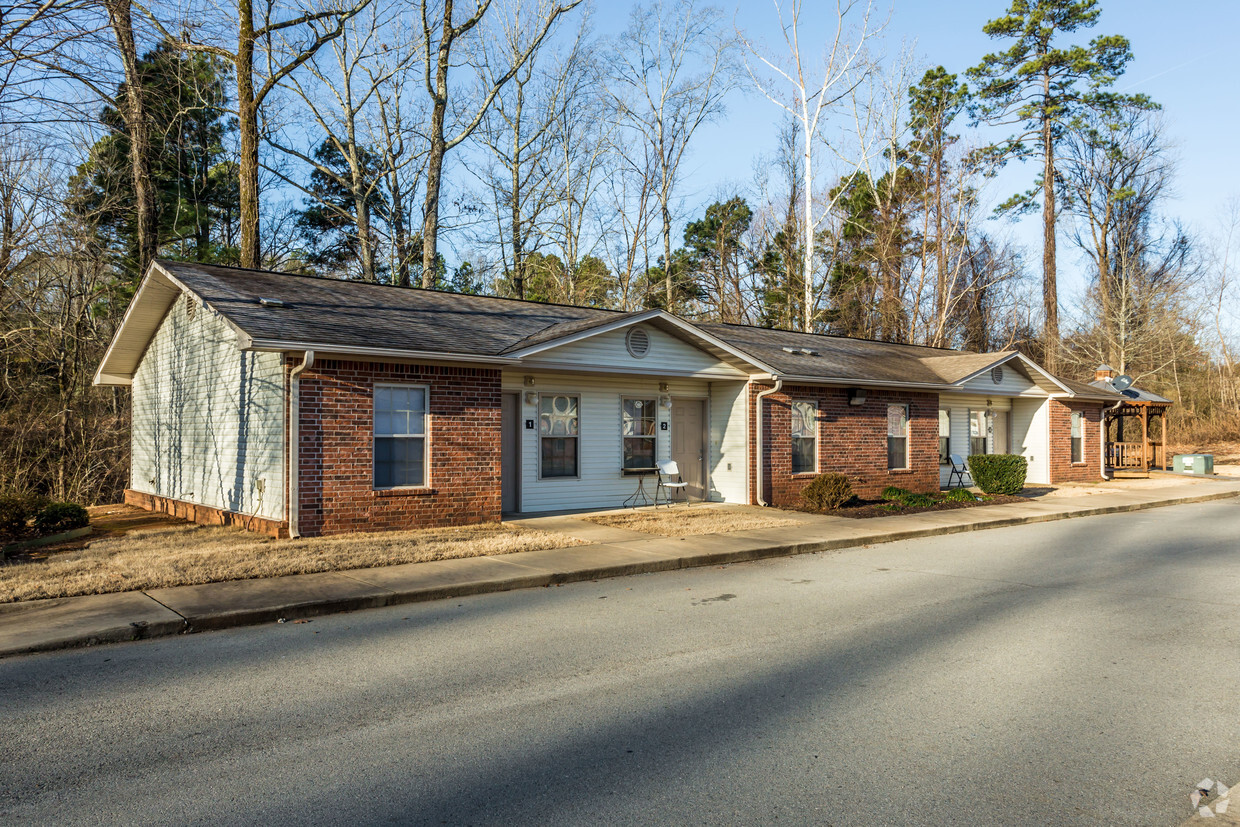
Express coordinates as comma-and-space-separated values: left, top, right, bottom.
1093, 367, 1173, 472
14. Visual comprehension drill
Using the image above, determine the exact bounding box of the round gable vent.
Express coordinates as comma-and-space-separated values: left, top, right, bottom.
626, 326, 651, 359
991, 366, 1004, 384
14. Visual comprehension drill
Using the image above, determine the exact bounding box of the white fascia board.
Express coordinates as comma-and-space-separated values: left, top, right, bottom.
515, 360, 750, 380
246, 339, 522, 365
92, 261, 180, 385
505, 309, 778, 374
1011, 353, 1074, 395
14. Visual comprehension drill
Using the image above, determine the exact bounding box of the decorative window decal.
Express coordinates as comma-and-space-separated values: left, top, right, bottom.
791, 401, 817, 473
887, 404, 910, 470
540, 394, 579, 477
622, 397, 657, 472
625, 326, 651, 359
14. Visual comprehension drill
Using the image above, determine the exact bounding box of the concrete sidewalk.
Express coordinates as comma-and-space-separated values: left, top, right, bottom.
3, 479, 1238, 658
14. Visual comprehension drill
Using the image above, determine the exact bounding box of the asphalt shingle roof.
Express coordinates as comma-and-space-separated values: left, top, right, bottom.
160, 260, 619, 357
145, 261, 1116, 398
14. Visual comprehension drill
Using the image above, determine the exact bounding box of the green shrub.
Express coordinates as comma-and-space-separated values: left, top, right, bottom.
0, 495, 30, 534
880, 486, 911, 502
966, 454, 1028, 495
34, 502, 90, 534
900, 493, 936, 508
942, 487, 977, 503
801, 472, 854, 511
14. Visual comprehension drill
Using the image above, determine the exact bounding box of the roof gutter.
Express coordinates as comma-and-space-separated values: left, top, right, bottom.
287, 350, 314, 538
754, 378, 783, 507
247, 339, 521, 365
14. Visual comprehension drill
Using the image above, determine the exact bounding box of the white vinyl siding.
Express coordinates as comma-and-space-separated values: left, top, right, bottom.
502, 372, 748, 511
940, 393, 1051, 487
130, 292, 285, 520
520, 324, 746, 377
957, 363, 1040, 396
709, 381, 748, 504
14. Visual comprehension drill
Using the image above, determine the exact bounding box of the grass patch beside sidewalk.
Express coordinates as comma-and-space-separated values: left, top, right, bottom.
583, 506, 803, 537
0, 521, 584, 603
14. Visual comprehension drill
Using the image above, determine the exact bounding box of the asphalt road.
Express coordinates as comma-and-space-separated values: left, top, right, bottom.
3, 499, 1240, 826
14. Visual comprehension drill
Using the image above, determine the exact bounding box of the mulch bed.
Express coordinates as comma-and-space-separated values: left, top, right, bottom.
2, 505, 186, 565
794, 493, 1028, 519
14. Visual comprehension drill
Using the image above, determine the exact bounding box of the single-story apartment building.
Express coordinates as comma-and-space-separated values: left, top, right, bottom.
94, 260, 1122, 537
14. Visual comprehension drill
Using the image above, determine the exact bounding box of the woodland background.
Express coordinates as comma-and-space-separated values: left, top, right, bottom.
2, 0, 1238, 505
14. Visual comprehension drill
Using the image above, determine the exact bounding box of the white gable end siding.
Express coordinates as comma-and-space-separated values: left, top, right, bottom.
501, 372, 748, 512
520, 325, 745, 377
958, 363, 1041, 396
131, 292, 286, 520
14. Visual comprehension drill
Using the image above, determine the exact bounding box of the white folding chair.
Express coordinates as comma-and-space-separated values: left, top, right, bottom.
655, 460, 690, 507
947, 454, 971, 489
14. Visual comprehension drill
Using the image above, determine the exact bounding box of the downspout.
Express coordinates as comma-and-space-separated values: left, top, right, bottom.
754, 378, 783, 507
1101, 399, 1123, 481
287, 350, 315, 538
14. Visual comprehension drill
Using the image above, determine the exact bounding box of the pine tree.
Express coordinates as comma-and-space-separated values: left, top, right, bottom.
968, 0, 1154, 371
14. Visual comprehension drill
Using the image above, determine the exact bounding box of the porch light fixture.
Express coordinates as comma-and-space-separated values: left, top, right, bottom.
848, 388, 866, 406
660, 396, 672, 410
524, 391, 538, 405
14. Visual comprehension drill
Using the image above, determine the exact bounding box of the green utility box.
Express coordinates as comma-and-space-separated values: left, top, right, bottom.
1173, 454, 1214, 475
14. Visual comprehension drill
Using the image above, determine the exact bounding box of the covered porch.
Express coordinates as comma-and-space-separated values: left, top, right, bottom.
1093, 366, 1173, 473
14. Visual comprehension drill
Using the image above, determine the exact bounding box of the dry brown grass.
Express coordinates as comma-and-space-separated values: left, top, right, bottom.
582, 506, 803, 537
0, 522, 583, 603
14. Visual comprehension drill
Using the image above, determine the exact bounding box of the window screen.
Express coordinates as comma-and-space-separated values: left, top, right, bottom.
374, 385, 427, 488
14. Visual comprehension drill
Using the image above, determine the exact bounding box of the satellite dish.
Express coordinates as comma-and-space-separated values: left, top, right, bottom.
1113, 374, 1134, 392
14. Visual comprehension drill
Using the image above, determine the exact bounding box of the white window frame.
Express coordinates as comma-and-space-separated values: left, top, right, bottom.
938, 409, 951, 466
1070, 410, 1084, 464
887, 403, 910, 471
373, 382, 430, 490
538, 393, 581, 480
620, 396, 658, 475
790, 399, 818, 475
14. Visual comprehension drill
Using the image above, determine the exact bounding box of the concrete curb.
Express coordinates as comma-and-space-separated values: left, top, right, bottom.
2, 487, 1237, 658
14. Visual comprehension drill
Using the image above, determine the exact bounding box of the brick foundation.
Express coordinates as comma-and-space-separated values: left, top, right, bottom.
1048, 399, 1104, 483
293, 359, 502, 537
749, 384, 939, 506
124, 489, 288, 538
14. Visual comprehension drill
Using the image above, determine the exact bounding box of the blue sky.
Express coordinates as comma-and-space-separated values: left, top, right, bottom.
588, 0, 1240, 301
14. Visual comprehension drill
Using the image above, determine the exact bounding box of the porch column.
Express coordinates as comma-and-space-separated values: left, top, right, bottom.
1141, 406, 1149, 471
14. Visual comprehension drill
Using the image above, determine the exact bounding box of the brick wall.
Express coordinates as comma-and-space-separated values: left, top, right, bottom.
293, 359, 502, 537
1048, 399, 1103, 483
749, 384, 939, 506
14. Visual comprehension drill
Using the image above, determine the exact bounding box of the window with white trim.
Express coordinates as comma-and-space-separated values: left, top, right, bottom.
791, 400, 817, 474
887, 404, 910, 470
1070, 411, 1083, 464
621, 397, 657, 473
374, 385, 428, 488
938, 409, 951, 465
540, 394, 579, 478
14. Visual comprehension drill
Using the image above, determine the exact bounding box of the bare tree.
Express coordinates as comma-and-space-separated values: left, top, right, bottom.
472, 8, 589, 298
269, 3, 419, 281
743, 0, 882, 331
139, 0, 373, 268
606, 0, 735, 310
417, 0, 582, 288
